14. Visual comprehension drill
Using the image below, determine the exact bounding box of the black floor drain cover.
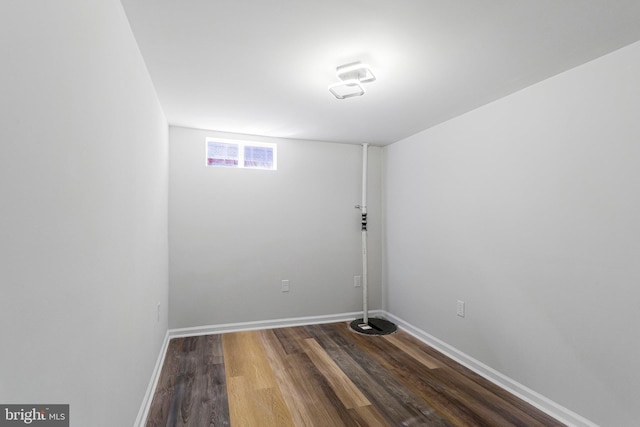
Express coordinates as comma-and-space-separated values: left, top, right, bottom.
349, 317, 397, 335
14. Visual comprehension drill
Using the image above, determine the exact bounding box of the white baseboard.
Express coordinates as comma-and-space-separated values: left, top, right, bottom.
134, 329, 171, 427
167, 310, 382, 338
382, 311, 597, 427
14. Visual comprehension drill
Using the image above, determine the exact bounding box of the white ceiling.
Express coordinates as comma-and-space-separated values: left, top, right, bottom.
120, 0, 640, 146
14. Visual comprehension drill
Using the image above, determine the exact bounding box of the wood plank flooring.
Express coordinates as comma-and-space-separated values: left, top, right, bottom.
145, 322, 564, 426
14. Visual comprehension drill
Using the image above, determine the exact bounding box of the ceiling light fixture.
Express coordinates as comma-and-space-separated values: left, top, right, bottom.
336, 62, 376, 83
329, 62, 376, 99
329, 79, 365, 99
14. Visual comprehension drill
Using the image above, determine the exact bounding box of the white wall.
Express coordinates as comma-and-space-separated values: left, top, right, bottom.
0, 2, 168, 426
169, 126, 381, 328
384, 40, 640, 426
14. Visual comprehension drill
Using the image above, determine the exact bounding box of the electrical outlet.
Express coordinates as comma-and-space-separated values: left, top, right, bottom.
281, 280, 290, 292
354, 275, 361, 287
456, 300, 465, 318
157, 302, 161, 323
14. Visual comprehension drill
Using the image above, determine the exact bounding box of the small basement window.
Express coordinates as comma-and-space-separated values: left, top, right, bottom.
206, 138, 277, 170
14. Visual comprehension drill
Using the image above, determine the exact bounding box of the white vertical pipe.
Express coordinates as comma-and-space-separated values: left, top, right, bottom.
361, 143, 369, 324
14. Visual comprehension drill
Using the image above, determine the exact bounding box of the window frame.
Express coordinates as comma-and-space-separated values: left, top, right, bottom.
205, 138, 277, 171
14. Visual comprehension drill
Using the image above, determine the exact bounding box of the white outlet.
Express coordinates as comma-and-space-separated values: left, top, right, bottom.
157, 302, 161, 323
456, 300, 465, 318
281, 280, 290, 292
354, 276, 361, 287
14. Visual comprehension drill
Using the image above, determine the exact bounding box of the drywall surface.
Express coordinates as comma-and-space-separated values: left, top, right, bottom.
0, 1, 168, 426
384, 40, 640, 426
169, 126, 382, 328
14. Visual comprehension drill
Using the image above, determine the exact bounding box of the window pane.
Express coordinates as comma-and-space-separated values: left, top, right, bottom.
207, 141, 239, 167
244, 145, 274, 169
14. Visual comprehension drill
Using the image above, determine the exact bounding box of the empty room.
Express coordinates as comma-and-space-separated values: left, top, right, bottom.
2, 1, 640, 426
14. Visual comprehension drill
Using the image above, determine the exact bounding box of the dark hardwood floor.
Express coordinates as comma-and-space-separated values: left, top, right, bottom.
145, 322, 564, 426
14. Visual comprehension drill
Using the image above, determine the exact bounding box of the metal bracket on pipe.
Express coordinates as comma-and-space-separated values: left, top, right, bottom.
355, 205, 367, 230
